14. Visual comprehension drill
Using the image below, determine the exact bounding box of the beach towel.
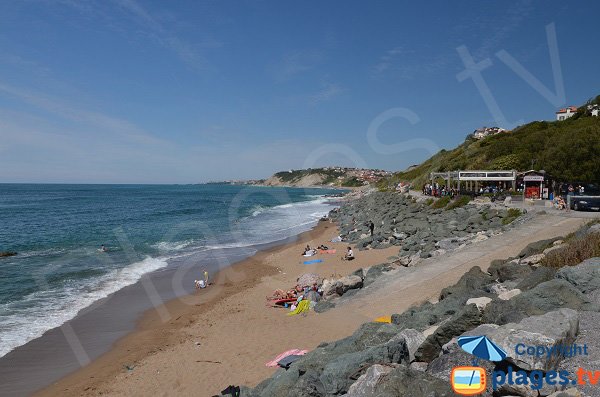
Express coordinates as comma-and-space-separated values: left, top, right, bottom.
319, 249, 336, 254
265, 349, 308, 367
303, 259, 323, 265
330, 236, 342, 243
287, 300, 310, 316
374, 316, 392, 323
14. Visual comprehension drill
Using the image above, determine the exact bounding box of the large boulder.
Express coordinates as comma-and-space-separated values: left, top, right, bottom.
319, 332, 409, 394
439, 266, 494, 300
483, 279, 599, 325
335, 275, 363, 295
414, 304, 482, 362
396, 328, 426, 362
488, 259, 533, 282
556, 257, 600, 294
363, 263, 394, 286
516, 266, 556, 291
518, 237, 563, 258
370, 366, 453, 396
346, 364, 394, 397
470, 308, 579, 371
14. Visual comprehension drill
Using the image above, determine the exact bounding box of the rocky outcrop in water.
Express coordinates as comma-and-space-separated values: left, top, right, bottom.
0, 251, 17, 257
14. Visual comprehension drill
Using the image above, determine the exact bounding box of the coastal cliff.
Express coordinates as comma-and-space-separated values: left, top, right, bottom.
259, 167, 391, 188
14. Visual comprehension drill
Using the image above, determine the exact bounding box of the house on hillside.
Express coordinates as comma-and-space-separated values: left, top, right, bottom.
555, 106, 578, 121
472, 126, 506, 140
587, 104, 599, 117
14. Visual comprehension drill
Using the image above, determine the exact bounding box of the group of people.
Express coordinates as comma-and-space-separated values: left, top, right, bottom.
422, 183, 458, 198
301, 245, 317, 256
194, 269, 210, 289
301, 244, 330, 256
553, 196, 567, 210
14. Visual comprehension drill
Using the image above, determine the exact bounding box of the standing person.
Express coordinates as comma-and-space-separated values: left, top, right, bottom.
369, 221, 374, 236
203, 270, 209, 285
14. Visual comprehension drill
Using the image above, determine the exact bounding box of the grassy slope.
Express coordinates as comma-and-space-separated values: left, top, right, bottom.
380, 116, 600, 188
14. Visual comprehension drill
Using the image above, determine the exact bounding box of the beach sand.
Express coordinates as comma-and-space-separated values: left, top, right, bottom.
35, 221, 398, 397
34, 214, 589, 397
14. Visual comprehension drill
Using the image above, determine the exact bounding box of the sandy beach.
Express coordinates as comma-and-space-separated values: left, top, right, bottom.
33, 220, 396, 396
30, 210, 591, 397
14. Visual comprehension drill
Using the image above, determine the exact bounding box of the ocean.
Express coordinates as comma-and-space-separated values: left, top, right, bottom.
0, 183, 341, 359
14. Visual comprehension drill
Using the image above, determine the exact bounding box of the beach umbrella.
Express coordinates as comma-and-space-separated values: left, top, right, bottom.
457, 335, 507, 362
297, 273, 321, 287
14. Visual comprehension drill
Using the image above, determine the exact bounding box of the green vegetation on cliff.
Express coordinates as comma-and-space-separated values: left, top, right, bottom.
381, 114, 600, 187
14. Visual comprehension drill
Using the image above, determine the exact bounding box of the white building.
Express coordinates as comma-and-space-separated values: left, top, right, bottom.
587, 104, 599, 117
555, 106, 578, 121
472, 126, 506, 140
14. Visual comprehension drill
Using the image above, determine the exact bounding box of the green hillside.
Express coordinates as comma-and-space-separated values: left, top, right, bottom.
380, 109, 600, 188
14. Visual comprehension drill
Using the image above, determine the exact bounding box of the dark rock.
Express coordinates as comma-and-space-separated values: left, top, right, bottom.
414, 304, 482, 362
286, 370, 325, 397
518, 237, 563, 258
483, 279, 599, 325
319, 333, 409, 394
0, 251, 17, 257
439, 266, 494, 300
488, 259, 533, 282
314, 300, 335, 313
254, 367, 301, 397
363, 263, 394, 286
556, 257, 600, 294
470, 309, 579, 371
335, 275, 363, 295
370, 366, 453, 396
350, 268, 365, 280
427, 349, 495, 395
516, 266, 556, 291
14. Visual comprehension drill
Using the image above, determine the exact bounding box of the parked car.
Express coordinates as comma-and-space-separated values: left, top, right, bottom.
570, 196, 600, 211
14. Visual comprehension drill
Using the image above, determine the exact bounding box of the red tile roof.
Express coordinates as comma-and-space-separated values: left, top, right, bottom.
556, 106, 578, 113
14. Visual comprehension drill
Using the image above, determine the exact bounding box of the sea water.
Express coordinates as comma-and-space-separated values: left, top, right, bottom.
0, 184, 340, 358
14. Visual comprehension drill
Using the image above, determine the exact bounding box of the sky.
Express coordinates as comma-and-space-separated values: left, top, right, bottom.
0, 0, 598, 183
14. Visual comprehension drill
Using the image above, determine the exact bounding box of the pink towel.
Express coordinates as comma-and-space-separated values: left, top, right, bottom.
265, 349, 308, 367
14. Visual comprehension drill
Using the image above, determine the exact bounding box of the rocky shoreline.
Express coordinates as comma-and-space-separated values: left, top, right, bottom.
241, 191, 600, 397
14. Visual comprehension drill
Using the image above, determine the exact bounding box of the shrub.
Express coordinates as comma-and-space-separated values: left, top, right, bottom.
542, 232, 600, 268
432, 196, 451, 209
425, 198, 434, 206
502, 208, 522, 225
446, 195, 471, 210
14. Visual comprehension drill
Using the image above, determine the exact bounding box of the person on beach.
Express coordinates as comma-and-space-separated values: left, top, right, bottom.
342, 246, 355, 261
203, 270, 209, 285
195, 279, 206, 289
369, 221, 374, 236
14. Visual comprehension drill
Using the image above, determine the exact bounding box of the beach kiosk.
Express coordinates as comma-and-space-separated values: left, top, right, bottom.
519, 170, 548, 199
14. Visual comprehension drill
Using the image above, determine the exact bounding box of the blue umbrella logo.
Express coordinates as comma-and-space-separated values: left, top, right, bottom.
458, 335, 507, 364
